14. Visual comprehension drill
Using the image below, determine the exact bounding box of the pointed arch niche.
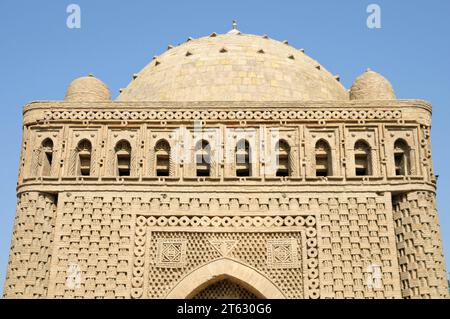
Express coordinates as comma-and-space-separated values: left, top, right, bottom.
165, 258, 285, 299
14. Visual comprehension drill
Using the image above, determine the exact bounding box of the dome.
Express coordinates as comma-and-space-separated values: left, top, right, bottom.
117, 33, 348, 102
350, 69, 396, 100
65, 75, 112, 102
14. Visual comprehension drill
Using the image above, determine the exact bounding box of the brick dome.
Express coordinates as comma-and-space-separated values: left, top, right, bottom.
65, 75, 112, 102
117, 33, 348, 102
350, 69, 396, 100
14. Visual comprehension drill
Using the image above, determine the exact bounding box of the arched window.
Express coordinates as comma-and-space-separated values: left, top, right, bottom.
195, 140, 211, 177
235, 139, 251, 177
41, 138, 54, 176
315, 140, 332, 177
354, 140, 371, 176
394, 139, 411, 176
155, 140, 170, 177
115, 140, 131, 176
276, 140, 290, 177
77, 139, 92, 176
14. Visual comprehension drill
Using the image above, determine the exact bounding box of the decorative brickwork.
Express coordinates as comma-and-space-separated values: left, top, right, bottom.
392, 191, 448, 298
4, 29, 448, 299
192, 279, 259, 299
4, 192, 57, 297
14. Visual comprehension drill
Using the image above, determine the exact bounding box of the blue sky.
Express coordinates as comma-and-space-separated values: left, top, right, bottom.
0, 0, 449, 294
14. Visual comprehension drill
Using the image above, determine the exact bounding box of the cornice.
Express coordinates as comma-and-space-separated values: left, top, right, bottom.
21, 100, 432, 126
23, 99, 432, 114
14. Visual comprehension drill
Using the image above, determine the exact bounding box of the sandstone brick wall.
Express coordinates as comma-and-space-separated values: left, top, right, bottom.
4, 100, 448, 299
4, 192, 57, 297
392, 191, 448, 298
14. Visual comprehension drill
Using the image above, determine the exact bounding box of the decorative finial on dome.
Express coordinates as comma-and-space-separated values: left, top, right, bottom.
88, 73, 94, 77
227, 20, 241, 35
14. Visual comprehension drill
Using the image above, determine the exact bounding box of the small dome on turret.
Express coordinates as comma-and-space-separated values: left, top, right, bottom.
65, 74, 111, 102
350, 69, 396, 100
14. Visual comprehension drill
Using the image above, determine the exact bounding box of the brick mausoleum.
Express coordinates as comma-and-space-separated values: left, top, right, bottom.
4, 24, 448, 299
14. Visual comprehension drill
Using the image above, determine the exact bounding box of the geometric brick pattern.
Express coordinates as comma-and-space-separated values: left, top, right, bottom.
48, 195, 133, 298
156, 239, 187, 268
267, 238, 300, 268
143, 230, 308, 299
4, 191, 449, 299
192, 279, 259, 299
318, 196, 400, 299
392, 191, 448, 298
3, 192, 56, 298
4, 30, 449, 299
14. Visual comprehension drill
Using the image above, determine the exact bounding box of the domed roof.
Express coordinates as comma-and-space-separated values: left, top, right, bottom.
350, 69, 396, 100
117, 32, 348, 102
65, 75, 112, 102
